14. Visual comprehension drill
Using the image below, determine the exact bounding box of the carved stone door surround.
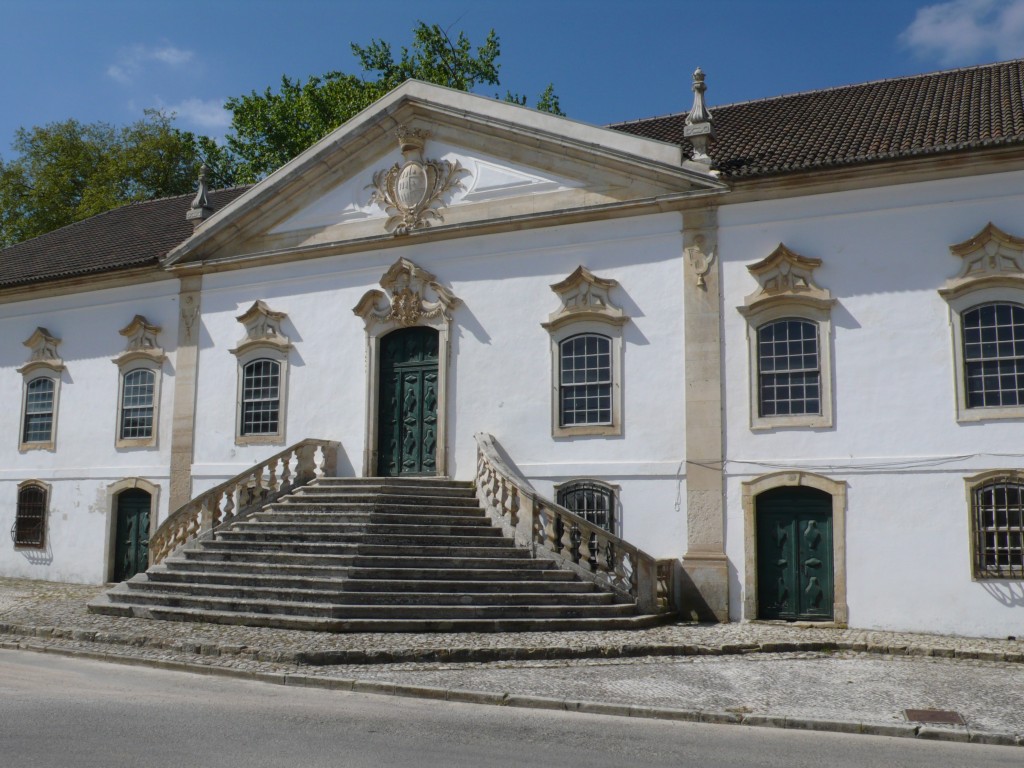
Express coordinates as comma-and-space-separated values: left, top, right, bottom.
353, 258, 460, 477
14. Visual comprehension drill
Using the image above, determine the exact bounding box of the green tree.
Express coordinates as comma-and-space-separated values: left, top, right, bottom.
0, 110, 233, 247
225, 21, 562, 183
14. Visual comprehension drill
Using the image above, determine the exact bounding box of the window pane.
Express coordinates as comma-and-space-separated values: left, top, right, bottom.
557, 481, 615, 532
973, 480, 1024, 578
963, 303, 1024, 409
559, 334, 612, 426
120, 369, 155, 439
757, 320, 821, 417
23, 378, 55, 443
241, 359, 280, 435
15, 486, 46, 547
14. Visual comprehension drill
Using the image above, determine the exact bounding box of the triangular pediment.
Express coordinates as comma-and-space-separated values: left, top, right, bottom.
165, 80, 726, 268
265, 144, 583, 236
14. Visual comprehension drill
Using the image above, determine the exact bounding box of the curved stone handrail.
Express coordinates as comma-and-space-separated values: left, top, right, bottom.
149, 439, 340, 566
474, 432, 661, 613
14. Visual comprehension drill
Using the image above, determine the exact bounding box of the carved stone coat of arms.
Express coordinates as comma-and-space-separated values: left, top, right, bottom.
368, 127, 468, 235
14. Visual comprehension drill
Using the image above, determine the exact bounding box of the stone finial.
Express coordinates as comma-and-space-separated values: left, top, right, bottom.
186, 164, 213, 228
683, 68, 715, 165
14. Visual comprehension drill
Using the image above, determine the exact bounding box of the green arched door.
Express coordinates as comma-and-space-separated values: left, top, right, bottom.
114, 489, 151, 582
756, 486, 833, 620
377, 327, 439, 477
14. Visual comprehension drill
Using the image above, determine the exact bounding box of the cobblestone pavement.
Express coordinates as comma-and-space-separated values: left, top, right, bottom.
1, 578, 1022, 747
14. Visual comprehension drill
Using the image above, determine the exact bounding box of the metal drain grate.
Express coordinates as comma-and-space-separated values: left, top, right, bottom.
904, 709, 965, 725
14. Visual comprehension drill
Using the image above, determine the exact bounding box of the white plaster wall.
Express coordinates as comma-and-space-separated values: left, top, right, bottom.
720, 169, 1024, 636
0, 280, 179, 583
192, 213, 688, 557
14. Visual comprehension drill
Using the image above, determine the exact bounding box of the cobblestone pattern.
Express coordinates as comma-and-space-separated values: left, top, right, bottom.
1, 579, 1021, 665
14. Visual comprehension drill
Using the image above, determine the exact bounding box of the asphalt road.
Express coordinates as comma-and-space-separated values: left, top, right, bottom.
0, 650, 1018, 768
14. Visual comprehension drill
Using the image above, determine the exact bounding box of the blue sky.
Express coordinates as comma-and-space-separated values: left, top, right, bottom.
2, 0, 1023, 155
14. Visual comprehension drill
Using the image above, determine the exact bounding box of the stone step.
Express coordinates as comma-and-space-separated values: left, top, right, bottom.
88, 603, 666, 633
249, 511, 488, 525
220, 521, 501, 537
146, 570, 598, 593
168, 559, 577, 581
199, 541, 520, 559
89, 474, 660, 633
265, 502, 487, 515
289, 491, 480, 505
104, 590, 637, 620
123, 581, 616, 607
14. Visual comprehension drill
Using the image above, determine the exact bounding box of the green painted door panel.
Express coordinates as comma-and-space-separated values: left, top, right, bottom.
378, 327, 439, 477
756, 487, 833, 621
114, 489, 151, 582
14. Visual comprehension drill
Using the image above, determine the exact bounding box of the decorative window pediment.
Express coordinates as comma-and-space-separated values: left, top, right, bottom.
541, 266, 629, 332
543, 266, 627, 437
738, 246, 835, 430
18, 327, 64, 376
230, 301, 292, 357
939, 222, 1024, 300
112, 315, 165, 366
353, 258, 460, 332
18, 328, 63, 451
940, 224, 1024, 422
739, 244, 834, 316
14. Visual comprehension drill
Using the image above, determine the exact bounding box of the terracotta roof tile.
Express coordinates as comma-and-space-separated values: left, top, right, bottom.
0, 187, 250, 288
610, 59, 1024, 178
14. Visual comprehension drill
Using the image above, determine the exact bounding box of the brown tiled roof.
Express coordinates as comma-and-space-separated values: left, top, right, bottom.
610, 59, 1024, 178
0, 187, 250, 288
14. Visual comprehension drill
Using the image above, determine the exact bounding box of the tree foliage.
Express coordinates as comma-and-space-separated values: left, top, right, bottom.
0, 111, 231, 247
0, 22, 563, 246
225, 21, 562, 183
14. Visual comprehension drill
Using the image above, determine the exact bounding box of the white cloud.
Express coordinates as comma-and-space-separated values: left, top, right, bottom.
163, 98, 231, 132
107, 44, 195, 84
900, 0, 1024, 64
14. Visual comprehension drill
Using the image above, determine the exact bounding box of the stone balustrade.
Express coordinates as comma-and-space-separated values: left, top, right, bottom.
149, 439, 340, 566
474, 432, 662, 613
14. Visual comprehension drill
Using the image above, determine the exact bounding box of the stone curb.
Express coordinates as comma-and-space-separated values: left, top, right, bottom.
3, 639, 1020, 748
2, 620, 1022, 666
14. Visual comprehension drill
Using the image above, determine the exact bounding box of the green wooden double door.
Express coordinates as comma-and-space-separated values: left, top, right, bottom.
756, 487, 834, 621
114, 489, 151, 582
377, 327, 439, 477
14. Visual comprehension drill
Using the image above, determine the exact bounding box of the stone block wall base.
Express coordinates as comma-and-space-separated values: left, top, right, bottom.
679, 553, 729, 623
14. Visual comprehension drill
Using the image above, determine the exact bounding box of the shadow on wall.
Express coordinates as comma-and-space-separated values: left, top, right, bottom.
980, 580, 1024, 608
17, 543, 53, 567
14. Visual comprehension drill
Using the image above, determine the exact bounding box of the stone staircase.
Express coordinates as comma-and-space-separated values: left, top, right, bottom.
89, 477, 667, 632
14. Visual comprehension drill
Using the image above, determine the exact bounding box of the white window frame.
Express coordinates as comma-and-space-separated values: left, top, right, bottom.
230, 301, 292, 447
112, 316, 165, 449
944, 289, 1024, 422
738, 245, 835, 431
939, 223, 1024, 423
18, 328, 64, 453
542, 267, 629, 438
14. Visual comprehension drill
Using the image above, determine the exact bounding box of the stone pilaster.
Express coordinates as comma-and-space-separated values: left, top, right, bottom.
680, 207, 729, 621
169, 274, 202, 511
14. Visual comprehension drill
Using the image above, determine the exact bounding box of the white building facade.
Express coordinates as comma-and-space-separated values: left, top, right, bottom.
2, 62, 1023, 637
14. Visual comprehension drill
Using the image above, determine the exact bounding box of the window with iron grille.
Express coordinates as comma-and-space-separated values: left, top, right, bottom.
12, 484, 47, 548
120, 369, 155, 440
757, 319, 821, 417
557, 480, 615, 533
962, 303, 1024, 409
972, 478, 1024, 579
559, 333, 612, 427
241, 359, 280, 435
22, 377, 55, 444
